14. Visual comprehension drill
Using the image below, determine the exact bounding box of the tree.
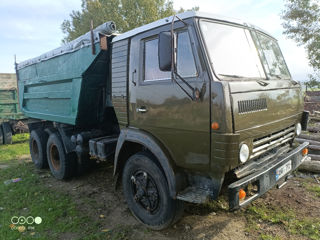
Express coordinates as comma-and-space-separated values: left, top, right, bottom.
307, 73, 320, 89
61, 0, 198, 42
281, 0, 320, 88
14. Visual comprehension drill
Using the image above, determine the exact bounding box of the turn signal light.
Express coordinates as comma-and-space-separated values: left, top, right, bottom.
302, 148, 308, 156
239, 189, 246, 201
211, 122, 219, 130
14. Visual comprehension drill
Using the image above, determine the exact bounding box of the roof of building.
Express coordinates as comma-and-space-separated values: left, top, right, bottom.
113, 11, 274, 42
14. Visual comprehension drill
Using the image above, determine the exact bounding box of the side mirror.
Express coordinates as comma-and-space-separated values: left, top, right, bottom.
158, 31, 172, 71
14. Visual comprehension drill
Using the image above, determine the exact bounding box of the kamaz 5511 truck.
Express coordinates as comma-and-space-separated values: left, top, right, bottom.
16, 11, 310, 229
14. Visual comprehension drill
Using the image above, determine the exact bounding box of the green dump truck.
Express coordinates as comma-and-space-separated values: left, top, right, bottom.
17, 12, 310, 229
0, 73, 27, 144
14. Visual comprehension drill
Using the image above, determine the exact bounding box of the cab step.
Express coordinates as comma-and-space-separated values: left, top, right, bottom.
177, 187, 211, 203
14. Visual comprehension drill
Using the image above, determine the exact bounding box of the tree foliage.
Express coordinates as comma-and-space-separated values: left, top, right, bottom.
281, 0, 320, 86
307, 73, 320, 89
61, 0, 198, 42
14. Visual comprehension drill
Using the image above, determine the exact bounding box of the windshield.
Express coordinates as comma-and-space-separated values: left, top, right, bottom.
199, 20, 290, 80
252, 32, 291, 79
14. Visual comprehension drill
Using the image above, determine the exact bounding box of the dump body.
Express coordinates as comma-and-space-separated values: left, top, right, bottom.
17, 23, 115, 127
0, 73, 25, 123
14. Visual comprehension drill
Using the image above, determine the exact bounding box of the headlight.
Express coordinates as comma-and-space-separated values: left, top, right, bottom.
239, 144, 250, 163
295, 123, 302, 136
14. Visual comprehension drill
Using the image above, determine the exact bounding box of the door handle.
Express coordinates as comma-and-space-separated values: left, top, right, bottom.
137, 107, 148, 113
132, 69, 137, 86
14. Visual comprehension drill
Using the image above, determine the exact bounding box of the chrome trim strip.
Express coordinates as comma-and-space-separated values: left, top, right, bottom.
253, 126, 295, 147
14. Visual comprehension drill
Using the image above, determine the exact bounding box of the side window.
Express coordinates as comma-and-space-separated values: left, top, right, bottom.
143, 31, 197, 81
144, 38, 170, 81
176, 31, 197, 77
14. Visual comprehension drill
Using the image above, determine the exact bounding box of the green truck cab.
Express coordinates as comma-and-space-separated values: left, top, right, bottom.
17, 12, 310, 229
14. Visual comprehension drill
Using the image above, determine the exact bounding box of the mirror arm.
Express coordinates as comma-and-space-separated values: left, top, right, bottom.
171, 15, 176, 79
175, 72, 195, 92
172, 75, 194, 100
173, 15, 188, 27
170, 15, 195, 101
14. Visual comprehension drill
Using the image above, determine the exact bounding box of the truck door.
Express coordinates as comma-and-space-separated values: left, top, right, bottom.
128, 21, 211, 172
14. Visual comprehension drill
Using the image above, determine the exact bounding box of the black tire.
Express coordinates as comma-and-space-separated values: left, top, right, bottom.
2, 122, 12, 144
0, 124, 3, 145
47, 133, 76, 180
122, 152, 184, 230
29, 129, 48, 169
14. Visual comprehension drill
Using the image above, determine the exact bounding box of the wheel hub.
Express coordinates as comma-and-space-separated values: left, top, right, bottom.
50, 144, 61, 170
131, 171, 159, 213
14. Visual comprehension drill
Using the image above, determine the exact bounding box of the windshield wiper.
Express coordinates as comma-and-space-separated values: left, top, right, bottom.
269, 74, 281, 79
257, 80, 269, 86
269, 74, 297, 85
219, 74, 244, 79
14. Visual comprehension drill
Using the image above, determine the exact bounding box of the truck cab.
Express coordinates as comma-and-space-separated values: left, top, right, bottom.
17, 11, 309, 230
112, 11, 309, 223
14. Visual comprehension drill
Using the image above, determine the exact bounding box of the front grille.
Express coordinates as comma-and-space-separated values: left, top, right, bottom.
238, 98, 267, 114
251, 125, 295, 160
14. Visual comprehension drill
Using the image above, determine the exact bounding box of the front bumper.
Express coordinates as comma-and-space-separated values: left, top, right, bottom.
228, 142, 309, 210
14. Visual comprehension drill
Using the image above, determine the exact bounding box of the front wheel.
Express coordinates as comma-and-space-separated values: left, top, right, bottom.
122, 152, 184, 230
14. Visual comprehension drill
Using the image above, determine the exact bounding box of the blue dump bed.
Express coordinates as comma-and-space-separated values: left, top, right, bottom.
17, 22, 116, 127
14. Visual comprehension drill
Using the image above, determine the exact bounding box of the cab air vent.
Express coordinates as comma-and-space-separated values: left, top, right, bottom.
238, 98, 267, 114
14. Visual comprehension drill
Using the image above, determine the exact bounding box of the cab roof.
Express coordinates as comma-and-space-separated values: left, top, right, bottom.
112, 11, 274, 43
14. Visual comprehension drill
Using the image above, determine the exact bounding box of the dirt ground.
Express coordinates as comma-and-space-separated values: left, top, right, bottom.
32, 159, 320, 240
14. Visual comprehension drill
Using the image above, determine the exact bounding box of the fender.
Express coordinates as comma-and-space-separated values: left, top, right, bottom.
114, 128, 179, 198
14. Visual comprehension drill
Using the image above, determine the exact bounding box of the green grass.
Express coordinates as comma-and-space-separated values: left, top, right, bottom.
0, 134, 112, 240
0, 133, 29, 164
12, 133, 30, 143
245, 204, 320, 240
306, 184, 320, 198
260, 234, 281, 240
0, 162, 109, 240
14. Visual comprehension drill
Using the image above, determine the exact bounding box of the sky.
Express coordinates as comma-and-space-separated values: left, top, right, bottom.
0, 0, 313, 82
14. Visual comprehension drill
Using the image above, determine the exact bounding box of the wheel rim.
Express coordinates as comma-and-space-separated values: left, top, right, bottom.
130, 170, 160, 214
31, 139, 39, 160
50, 144, 60, 170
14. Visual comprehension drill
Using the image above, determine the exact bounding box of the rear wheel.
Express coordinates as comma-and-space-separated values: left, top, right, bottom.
2, 122, 12, 144
47, 133, 76, 180
29, 129, 48, 169
122, 152, 184, 230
